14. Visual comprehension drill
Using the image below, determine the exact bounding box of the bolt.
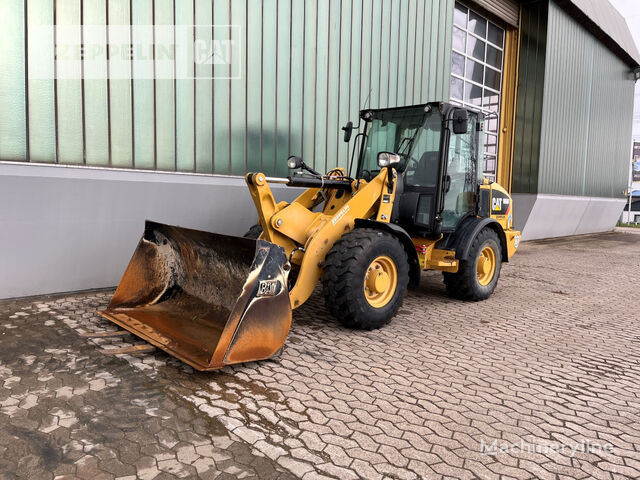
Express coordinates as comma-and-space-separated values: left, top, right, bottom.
258, 175, 264, 182
276, 219, 283, 227
381, 214, 388, 220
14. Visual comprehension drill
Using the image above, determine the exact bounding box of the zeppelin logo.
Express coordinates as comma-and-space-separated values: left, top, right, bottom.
257, 280, 279, 297
331, 205, 350, 225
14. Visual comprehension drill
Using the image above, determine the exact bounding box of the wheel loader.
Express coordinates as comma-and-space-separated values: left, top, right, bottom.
100, 102, 520, 371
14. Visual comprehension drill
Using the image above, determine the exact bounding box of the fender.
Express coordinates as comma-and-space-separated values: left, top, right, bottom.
354, 219, 421, 286
448, 217, 509, 263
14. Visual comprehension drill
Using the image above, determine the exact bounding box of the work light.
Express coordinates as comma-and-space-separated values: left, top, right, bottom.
377, 152, 401, 168
287, 156, 303, 169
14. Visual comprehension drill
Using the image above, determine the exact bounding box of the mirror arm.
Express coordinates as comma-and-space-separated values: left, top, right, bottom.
302, 163, 322, 177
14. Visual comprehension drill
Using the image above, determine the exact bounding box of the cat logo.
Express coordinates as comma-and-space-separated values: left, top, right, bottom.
492, 197, 510, 211
257, 280, 279, 297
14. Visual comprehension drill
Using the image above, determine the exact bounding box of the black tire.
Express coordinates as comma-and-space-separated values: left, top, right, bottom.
443, 227, 502, 301
322, 228, 409, 330
243, 224, 263, 239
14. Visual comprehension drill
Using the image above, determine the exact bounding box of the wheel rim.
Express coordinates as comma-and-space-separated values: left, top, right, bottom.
476, 246, 496, 286
364, 256, 398, 308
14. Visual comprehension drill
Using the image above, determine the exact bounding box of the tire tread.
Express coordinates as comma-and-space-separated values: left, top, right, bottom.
443, 228, 502, 301
322, 228, 409, 330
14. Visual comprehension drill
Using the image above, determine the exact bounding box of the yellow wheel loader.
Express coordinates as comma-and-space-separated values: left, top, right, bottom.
100, 102, 520, 371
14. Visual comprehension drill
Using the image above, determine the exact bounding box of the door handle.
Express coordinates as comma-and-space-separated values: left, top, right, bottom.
444, 175, 451, 193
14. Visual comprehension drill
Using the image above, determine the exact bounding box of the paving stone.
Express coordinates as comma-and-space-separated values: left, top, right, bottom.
1, 230, 640, 479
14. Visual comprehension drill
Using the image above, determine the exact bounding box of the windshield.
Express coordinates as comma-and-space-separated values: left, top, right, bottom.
357, 106, 442, 180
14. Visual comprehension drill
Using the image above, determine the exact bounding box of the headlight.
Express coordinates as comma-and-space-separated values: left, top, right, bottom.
377, 152, 401, 168
287, 156, 303, 169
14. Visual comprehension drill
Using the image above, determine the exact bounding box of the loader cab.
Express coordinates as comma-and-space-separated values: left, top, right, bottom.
356, 102, 483, 237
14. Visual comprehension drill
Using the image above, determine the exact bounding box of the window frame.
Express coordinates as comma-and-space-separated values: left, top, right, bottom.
450, 1, 506, 182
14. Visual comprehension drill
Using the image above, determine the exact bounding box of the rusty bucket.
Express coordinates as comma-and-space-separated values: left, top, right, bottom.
99, 221, 292, 371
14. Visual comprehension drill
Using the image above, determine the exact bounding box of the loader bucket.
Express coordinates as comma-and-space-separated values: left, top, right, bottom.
99, 221, 292, 371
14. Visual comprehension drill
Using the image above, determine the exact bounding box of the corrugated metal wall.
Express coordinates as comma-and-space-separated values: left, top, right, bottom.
511, 0, 547, 194
533, 0, 634, 198
0, 0, 454, 176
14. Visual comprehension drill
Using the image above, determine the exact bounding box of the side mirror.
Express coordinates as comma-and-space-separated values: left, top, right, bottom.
452, 108, 468, 135
341, 121, 354, 143
287, 155, 303, 169
377, 152, 401, 168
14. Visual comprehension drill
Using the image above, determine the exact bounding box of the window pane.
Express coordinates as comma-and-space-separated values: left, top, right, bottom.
416, 195, 432, 226
488, 22, 504, 48
451, 77, 463, 100
464, 82, 482, 106
484, 155, 496, 173
485, 134, 497, 154
467, 35, 485, 62
484, 91, 500, 114
469, 11, 487, 38
486, 45, 503, 69
465, 58, 483, 83
453, 27, 466, 52
452, 52, 465, 76
485, 67, 501, 91
454, 3, 467, 28
486, 115, 499, 132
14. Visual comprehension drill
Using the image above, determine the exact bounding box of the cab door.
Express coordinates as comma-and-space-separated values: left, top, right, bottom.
396, 113, 444, 236
441, 112, 480, 231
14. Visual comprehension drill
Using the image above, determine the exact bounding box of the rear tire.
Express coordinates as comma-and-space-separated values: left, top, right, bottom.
243, 224, 263, 239
322, 229, 409, 330
443, 227, 502, 301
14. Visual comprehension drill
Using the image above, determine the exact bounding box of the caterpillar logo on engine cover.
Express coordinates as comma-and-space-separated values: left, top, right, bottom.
491, 192, 511, 215
492, 197, 509, 211
257, 280, 279, 297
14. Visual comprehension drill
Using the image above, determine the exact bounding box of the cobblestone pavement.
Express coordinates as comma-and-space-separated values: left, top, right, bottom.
1, 229, 640, 480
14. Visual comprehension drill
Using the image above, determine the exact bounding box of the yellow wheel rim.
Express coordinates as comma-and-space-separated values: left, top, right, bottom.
364, 255, 398, 308
476, 246, 496, 286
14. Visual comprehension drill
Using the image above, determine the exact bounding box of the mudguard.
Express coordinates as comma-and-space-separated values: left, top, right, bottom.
446, 216, 509, 262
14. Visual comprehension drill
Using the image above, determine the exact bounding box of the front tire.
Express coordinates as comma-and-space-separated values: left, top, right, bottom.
443, 227, 502, 301
322, 229, 409, 330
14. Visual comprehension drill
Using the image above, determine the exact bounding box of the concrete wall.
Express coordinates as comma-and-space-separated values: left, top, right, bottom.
0, 162, 300, 299
513, 193, 626, 240
1, 161, 629, 299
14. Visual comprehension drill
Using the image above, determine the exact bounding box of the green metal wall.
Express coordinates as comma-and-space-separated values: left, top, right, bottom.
512, 0, 635, 198
0, 0, 454, 176
511, 0, 547, 194
537, 0, 635, 198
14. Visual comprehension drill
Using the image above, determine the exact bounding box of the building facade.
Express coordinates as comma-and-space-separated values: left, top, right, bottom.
1, 0, 638, 298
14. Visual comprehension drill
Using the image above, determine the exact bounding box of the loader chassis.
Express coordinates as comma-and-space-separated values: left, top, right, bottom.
101, 101, 521, 370
247, 103, 519, 310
